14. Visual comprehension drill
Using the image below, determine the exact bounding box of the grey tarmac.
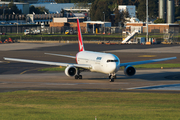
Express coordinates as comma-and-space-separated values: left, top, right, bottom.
0, 43, 180, 92
0, 69, 180, 92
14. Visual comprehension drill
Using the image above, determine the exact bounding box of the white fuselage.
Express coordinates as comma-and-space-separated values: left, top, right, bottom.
76, 51, 120, 74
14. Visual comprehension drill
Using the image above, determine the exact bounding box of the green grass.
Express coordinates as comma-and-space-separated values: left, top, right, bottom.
0, 91, 180, 120
1, 33, 171, 41
38, 64, 180, 72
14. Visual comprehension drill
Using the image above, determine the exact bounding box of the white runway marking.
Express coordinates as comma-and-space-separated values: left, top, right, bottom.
0, 81, 128, 86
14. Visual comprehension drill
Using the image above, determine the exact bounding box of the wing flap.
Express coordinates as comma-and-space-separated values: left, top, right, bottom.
120, 57, 177, 67
4, 57, 91, 69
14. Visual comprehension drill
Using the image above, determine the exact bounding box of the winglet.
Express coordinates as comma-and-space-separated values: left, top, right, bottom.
77, 19, 85, 52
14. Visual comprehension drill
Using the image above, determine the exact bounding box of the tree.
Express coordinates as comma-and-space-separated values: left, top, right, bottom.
137, 0, 146, 21
148, 0, 158, 20
8, 1, 21, 14
90, 0, 111, 21
74, 2, 90, 8
114, 8, 124, 26
36, 6, 49, 14
137, 0, 158, 21
154, 18, 165, 23
175, 6, 180, 21
29, 5, 49, 14
90, 0, 98, 21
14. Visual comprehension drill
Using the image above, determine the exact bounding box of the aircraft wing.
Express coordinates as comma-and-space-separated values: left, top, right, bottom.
3, 57, 91, 69
45, 53, 76, 59
120, 57, 177, 67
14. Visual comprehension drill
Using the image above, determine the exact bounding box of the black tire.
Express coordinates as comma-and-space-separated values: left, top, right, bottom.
109, 75, 111, 79
75, 75, 79, 79
109, 78, 114, 82
79, 75, 82, 79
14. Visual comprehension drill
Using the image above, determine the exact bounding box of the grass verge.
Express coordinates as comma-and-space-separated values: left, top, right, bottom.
0, 91, 180, 120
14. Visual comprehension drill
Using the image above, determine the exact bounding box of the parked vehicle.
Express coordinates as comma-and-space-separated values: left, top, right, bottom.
65, 30, 77, 35
24, 29, 30, 35
0, 32, 6, 35
24, 29, 41, 35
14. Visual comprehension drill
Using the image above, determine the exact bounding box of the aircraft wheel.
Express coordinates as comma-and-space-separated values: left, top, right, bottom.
79, 75, 82, 79
109, 75, 111, 79
113, 75, 116, 79
109, 78, 114, 82
75, 75, 79, 79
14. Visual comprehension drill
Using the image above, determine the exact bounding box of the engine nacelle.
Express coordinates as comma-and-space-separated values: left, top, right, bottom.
65, 66, 77, 77
124, 65, 136, 76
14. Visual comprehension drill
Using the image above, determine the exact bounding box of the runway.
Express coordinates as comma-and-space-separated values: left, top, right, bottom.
0, 69, 180, 92
0, 43, 180, 92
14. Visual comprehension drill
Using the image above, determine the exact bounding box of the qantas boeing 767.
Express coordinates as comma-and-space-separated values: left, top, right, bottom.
4, 19, 177, 82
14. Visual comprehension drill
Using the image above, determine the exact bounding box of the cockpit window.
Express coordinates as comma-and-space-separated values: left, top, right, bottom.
107, 60, 118, 62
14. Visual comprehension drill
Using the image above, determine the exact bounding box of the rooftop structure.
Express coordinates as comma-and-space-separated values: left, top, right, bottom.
118, 5, 136, 18
126, 22, 179, 33
31, 3, 76, 14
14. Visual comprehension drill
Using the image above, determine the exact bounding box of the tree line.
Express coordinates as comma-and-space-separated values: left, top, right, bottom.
1, 0, 180, 24
55, 0, 158, 23
0, 2, 22, 15
56, 0, 180, 24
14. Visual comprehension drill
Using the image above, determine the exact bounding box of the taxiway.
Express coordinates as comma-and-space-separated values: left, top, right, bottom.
0, 43, 179, 92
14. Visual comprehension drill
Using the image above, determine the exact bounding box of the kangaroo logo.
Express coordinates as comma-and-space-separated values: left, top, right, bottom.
79, 40, 84, 51
77, 19, 84, 52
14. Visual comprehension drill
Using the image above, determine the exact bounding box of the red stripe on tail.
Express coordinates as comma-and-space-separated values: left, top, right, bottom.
77, 19, 85, 52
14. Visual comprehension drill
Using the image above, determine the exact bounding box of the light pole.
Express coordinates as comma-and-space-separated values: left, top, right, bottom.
3, 8, 5, 21
13, 12, 18, 34
17, 15, 18, 34
146, 0, 148, 42
103, 12, 105, 34
52, 15, 54, 34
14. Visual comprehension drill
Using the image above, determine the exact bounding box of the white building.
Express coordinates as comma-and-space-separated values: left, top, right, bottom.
118, 5, 136, 18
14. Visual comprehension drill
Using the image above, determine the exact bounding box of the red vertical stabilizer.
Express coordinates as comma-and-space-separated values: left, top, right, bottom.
77, 19, 85, 52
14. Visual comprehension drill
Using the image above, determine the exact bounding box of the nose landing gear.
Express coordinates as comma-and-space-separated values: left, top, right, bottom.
109, 74, 116, 82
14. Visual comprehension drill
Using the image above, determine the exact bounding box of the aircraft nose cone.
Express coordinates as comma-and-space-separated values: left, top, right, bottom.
109, 63, 117, 73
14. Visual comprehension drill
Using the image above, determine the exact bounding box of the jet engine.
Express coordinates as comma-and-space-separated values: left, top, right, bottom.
124, 65, 136, 76
65, 66, 77, 77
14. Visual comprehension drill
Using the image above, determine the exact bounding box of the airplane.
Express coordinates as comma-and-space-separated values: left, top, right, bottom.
4, 19, 177, 82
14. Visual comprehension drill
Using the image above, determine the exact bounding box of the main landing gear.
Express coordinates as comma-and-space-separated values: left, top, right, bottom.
75, 68, 82, 79
75, 74, 82, 79
109, 74, 116, 82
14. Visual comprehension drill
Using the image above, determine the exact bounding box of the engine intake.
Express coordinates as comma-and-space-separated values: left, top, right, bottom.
124, 65, 136, 76
65, 66, 77, 77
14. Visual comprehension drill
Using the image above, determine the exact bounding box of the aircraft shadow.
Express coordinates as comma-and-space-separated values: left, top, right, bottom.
86, 71, 180, 81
